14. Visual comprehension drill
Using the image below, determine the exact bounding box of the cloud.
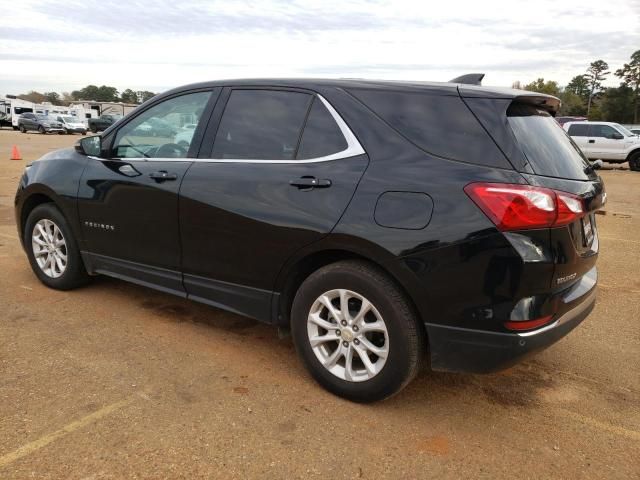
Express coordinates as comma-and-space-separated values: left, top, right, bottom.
0, 0, 638, 94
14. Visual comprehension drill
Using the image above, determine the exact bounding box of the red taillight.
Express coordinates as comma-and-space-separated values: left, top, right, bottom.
504, 315, 554, 331
464, 183, 585, 231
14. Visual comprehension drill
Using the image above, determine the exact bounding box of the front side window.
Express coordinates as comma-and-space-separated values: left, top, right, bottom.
113, 91, 211, 159
590, 125, 618, 138
212, 90, 312, 160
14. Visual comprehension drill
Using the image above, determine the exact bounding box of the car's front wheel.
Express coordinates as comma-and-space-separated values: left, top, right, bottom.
291, 260, 425, 403
38, 126, 46, 134
19, 124, 26, 133
24, 204, 89, 290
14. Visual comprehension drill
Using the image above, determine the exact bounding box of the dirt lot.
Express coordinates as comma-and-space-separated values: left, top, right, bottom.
0, 129, 638, 479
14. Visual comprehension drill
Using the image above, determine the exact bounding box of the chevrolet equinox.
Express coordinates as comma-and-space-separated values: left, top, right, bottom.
15, 76, 603, 402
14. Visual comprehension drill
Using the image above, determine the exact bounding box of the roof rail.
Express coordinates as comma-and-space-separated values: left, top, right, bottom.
449, 73, 485, 85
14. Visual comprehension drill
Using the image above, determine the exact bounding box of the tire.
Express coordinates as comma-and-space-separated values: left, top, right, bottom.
39, 126, 46, 134
24, 204, 89, 290
90, 125, 98, 133
629, 152, 640, 172
82, 131, 87, 136
20, 124, 26, 133
291, 260, 425, 403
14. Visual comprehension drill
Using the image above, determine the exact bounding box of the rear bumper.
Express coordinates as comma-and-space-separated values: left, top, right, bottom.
427, 267, 597, 373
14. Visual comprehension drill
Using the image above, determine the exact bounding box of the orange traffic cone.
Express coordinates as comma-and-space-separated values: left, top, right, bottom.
11, 145, 22, 160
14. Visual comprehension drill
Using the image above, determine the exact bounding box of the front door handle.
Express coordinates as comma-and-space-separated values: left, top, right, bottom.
289, 176, 332, 189
588, 139, 595, 143
149, 170, 178, 182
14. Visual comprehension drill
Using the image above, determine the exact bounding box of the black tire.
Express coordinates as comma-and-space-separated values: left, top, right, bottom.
291, 260, 425, 403
24, 203, 89, 290
39, 126, 46, 134
629, 152, 640, 172
81, 131, 87, 136
90, 125, 98, 133
20, 124, 26, 133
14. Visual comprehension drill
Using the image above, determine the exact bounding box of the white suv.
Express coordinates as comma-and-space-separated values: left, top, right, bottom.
564, 121, 640, 171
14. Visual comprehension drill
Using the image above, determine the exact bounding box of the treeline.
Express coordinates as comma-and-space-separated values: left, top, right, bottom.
515, 50, 640, 123
16, 85, 156, 106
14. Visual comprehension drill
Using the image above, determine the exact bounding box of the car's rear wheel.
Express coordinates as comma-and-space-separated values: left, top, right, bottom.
39, 126, 46, 134
20, 124, 26, 133
291, 260, 425, 403
629, 152, 640, 172
24, 204, 89, 290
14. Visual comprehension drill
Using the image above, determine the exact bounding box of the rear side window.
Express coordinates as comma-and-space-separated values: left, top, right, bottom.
297, 98, 347, 159
348, 89, 506, 167
507, 103, 589, 180
567, 124, 589, 136
213, 90, 312, 160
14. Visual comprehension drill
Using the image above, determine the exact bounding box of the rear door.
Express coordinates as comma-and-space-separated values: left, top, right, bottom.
566, 123, 591, 157
179, 87, 368, 321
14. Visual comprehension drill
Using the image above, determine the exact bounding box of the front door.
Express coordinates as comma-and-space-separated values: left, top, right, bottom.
77, 90, 215, 294
588, 124, 626, 160
179, 88, 368, 321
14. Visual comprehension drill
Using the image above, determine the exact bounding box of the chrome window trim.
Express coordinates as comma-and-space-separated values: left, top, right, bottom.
101, 94, 365, 164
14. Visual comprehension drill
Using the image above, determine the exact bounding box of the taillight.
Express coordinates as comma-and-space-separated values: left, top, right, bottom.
504, 315, 554, 331
464, 183, 585, 231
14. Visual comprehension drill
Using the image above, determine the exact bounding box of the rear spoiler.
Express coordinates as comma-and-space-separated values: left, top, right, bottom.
449, 73, 485, 85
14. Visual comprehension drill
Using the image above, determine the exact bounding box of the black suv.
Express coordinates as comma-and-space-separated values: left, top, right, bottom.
15, 77, 603, 402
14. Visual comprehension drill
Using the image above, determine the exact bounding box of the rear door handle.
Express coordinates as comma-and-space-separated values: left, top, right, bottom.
149, 170, 178, 182
289, 176, 332, 189
588, 139, 595, 143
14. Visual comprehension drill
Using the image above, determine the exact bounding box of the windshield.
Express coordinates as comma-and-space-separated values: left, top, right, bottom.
613, 124, 634, 137
62, 116, 79, 122
507, 103, 591, 180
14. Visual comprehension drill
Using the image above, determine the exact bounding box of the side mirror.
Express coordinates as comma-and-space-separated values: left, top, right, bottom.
75, 136, 101, 156
611, 132, 624, 140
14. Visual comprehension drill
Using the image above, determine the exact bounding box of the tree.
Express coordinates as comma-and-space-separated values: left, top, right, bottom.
585, 60, 610, 117
558, 90, 587, 116
120, 89, 138, 103
17, 91, 47, 103
71, 85, 120, 102
600, 84, 636, 123
615, 50, 640, 123
566, 75, 590, 102
43, 92, 61, 105
523, 78, 560, 96
137, 90, 156, 103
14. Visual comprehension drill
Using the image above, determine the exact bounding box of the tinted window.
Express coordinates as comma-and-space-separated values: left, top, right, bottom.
507, 103, 589, 180
348, 89, 506, 166
213, 90, 312, 160
113, 91, 211, 159
568, 124, 589, 136
590, 125, 618, 138
297, 98, 347, 159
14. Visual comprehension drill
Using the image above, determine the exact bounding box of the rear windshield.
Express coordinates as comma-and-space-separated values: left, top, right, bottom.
507, 104, 590, 180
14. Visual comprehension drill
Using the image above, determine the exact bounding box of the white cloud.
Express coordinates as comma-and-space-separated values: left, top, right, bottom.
1, 0, 638, 95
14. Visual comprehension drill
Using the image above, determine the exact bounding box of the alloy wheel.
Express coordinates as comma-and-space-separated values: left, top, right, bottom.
307, 289, 389, 382
32, 219, 67, 278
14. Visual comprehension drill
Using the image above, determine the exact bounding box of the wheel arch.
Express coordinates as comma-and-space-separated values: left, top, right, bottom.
273, 244, 427, 343
626, 148, 640, 162
18, 187, 69, 247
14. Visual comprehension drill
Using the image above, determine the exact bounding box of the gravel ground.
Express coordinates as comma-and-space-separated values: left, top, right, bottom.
0, 129, 639, 479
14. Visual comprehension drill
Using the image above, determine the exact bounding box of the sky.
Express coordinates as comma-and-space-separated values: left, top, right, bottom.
1, 0, 639, 96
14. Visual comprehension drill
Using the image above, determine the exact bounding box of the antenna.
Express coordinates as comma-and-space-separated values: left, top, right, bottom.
449, 73, 485, 85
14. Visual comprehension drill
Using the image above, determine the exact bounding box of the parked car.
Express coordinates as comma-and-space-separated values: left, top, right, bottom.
15, 78, 603, 402
174, 123, 197, 146
131, 117, 177, 137
56, 116, 87, 135
18, 113, 64, 134
88, 114, 123, 133
564, 121, 640, 171
556, 116, 587, 126
632, 129, 640, 135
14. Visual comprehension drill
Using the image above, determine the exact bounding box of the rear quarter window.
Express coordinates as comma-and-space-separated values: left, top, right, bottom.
348, 88, 508, 168
507, 104, 590, 180
567, 124, 589, 136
